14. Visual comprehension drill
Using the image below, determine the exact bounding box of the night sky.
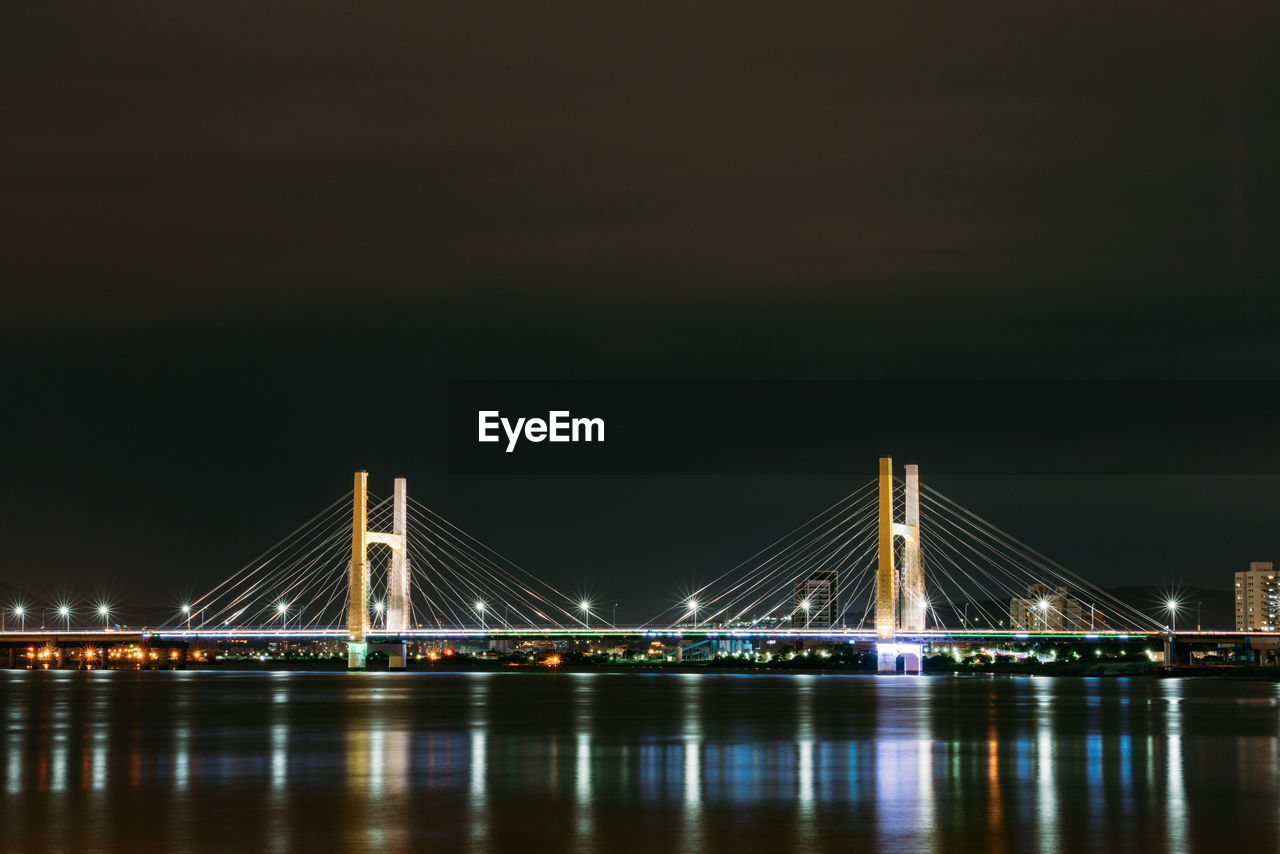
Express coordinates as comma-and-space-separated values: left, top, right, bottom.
2, 3, 1278, 622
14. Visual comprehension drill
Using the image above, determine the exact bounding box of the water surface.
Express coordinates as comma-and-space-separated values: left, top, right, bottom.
3, 670, 1277, 852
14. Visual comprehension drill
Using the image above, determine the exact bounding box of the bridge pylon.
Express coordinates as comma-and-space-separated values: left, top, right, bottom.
348, 472, 411, 671
875, 457, 924, 673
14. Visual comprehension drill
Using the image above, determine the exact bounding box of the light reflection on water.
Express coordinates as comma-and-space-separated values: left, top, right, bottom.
0, 669, 1276, 853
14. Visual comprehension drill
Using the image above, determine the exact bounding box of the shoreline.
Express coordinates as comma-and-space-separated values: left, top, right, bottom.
19, 660, 1280, 680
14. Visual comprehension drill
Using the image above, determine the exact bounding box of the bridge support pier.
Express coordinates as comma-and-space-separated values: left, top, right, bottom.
347, 641, 407, 671
877, 642, 923, 674
378, 642, 407, 671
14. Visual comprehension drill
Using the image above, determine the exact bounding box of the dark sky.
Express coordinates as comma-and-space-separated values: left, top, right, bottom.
2, 3, 1278, 622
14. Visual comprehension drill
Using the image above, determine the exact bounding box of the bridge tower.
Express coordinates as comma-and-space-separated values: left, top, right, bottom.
347, 472, 411, 670
900, 464, 926, 632
875, 457, 925, 673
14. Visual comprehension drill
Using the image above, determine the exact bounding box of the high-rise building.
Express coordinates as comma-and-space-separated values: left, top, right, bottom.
1235, 561, 1278, 631
1009, 584, 1083, 631
793, 569, 838, 628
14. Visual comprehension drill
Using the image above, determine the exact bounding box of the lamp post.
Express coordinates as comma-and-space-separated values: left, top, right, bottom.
277, 602, 288, 631
1166, 599, 1179, 634
579, 600, 591, 629
800, 599, 811, 627
374, 600, 384, 629
613, 603, 618, 627
182, 604, 192, 632
14, 605, 25, 632
58, 605, 71, 631
687, 598, 699, 627
98, 604, 109, 631
476, 601, 486, 630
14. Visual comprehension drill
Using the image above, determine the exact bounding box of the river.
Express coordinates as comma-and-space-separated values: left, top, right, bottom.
2, 670, 1276, 852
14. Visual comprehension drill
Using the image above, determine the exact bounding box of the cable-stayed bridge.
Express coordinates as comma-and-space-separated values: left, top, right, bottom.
5, 458, 1244, 670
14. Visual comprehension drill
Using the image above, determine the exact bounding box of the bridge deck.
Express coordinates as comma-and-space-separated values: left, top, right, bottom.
4, 628, 1265, 643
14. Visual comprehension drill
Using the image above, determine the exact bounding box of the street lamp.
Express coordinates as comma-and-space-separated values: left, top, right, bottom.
181, 604, 192, 631
58, 605, 71, 631
277, 601, 288, 630
14, 605, 25, 632
800, 599, 811, 626
1165, 599, 1180, 633
579, 599, 591, 629
1038, 598, 1050, 631
475, 600, 486, 629
97, 604, 110, 631
374, 600, 384, 629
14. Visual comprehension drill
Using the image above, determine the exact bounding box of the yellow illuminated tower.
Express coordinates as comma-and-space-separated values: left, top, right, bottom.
876, 457, 924, 673
900, 464, 926, 632
348, 472, 410, 670
876, 457, 897, 641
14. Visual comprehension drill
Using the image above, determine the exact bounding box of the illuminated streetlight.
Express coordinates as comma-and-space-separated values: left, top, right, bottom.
579, 599, 591, 629
58, 605, 71, 631
277, 601, 288, 630
687, 598, 700, 625
13, 605, 25, 632
181, 604, 192, 631
1165, 598, 1180, 633
475, 600, 486, 629
97, 604, 110, 631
